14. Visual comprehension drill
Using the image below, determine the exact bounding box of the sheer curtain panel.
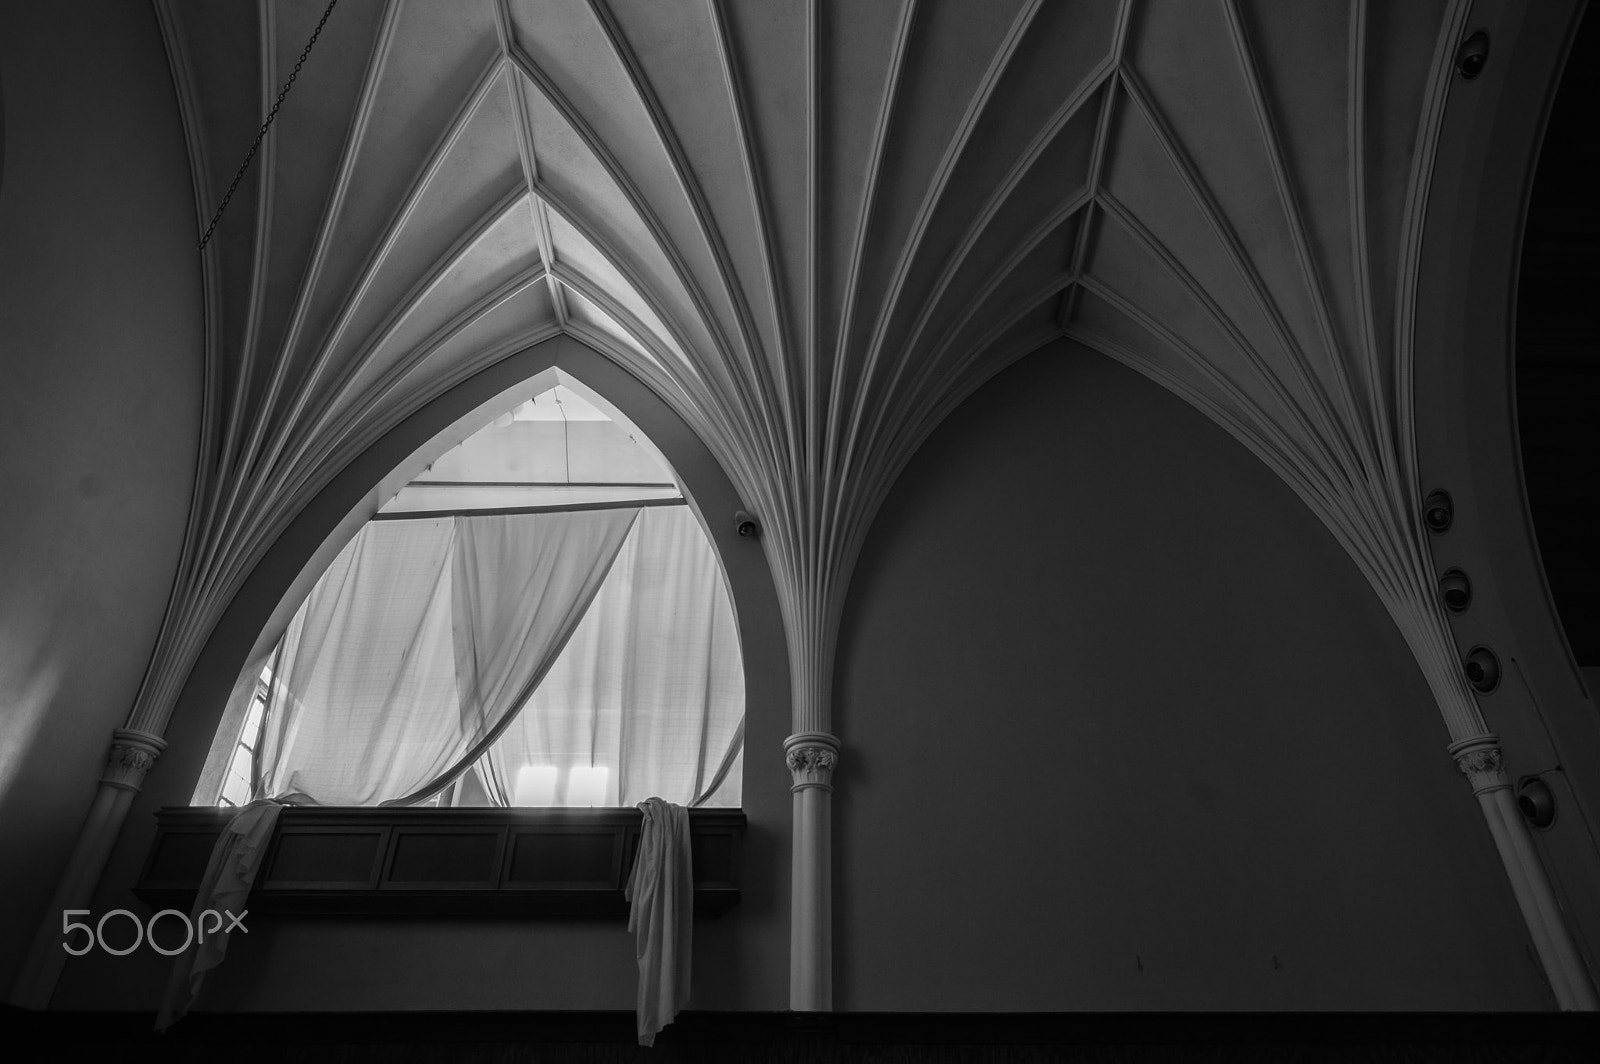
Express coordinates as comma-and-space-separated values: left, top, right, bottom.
477, 505, 745, 807
255, 510, 638, 805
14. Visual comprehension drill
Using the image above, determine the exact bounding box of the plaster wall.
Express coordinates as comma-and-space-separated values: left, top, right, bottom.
833, 343, 1548, 1010
0, 0, 203, 994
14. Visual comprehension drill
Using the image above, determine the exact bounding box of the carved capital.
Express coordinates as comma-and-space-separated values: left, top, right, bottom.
101, 729, 167, 792
784, 732, 840, 793
1449, 734, 1509, 796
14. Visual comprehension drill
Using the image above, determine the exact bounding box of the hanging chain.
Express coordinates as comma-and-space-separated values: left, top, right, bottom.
197, 0, 341, 252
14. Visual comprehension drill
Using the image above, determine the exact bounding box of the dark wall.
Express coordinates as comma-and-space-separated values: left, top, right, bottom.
834, 341, 1548, 1010
0, 1, 203, 992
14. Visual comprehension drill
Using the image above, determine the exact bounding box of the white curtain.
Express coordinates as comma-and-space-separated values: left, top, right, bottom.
155, 798, 285, 1031
161, 508, 642, 1029
626, 797, 693, 1046
406, 509, 644, 803
255, 509, 638, 805
476, 505, 745, 808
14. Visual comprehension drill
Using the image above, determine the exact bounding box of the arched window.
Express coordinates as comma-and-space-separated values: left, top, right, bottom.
199, 378, 744, 810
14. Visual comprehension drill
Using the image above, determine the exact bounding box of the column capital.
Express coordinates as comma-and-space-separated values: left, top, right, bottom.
784, 732, 839, 793
101, 728, 167, 792
1449, 733, 1509, 796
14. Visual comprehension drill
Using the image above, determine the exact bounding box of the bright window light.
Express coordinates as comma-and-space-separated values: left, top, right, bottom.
513, 765, 558, 806
567, 765, 609, 807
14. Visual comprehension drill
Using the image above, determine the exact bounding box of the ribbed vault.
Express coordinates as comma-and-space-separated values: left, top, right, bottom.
139, 0, 1488, 759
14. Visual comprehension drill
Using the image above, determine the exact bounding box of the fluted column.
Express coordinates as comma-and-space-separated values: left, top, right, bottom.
10, 729, 166, 1008
785, 731, 838, 1010
1450, 734, 1599, 1009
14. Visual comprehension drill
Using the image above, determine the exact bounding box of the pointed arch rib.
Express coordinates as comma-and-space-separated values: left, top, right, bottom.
1116, 64, 1363, 474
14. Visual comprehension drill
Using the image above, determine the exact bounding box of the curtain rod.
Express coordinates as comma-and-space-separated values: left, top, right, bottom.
372, 497, 687, 521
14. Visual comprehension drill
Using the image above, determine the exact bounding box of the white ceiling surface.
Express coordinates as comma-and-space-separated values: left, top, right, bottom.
140, 0, 1484, 740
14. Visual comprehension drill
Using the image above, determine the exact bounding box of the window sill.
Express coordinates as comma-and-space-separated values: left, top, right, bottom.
135, 806, 744, 917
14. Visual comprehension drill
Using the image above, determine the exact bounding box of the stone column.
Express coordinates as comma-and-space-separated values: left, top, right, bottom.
9, 729, 166, 1009
785, 731, 838, 1011
1451, 734, 1598, 1009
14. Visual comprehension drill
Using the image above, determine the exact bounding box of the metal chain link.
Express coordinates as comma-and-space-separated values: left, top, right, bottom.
197, 0, 341, 252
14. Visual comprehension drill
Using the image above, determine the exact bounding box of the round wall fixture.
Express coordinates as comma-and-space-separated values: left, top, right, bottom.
1439, 569, 1472, 613
1456, 30, 1490, 80
1464, 645, 1501, 692
1424, 489, 1454, 533
1517, 776, 1556, 829
734, 510, 760, 538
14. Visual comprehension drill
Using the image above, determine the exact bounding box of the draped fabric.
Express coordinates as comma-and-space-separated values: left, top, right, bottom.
164, 508, 651, 1028
402, 509, 642, 804
155, 798, 285, 1031
476, 506, 745, 808
625, 797, 693, 1047
256, 518, 459, 804
255, 509, 638, 805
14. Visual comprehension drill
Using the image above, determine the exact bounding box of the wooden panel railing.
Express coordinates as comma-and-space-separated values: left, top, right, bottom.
136, 806, 744, 917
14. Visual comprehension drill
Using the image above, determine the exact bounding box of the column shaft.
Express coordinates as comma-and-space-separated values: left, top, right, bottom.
1452, 735, 1599, 1009
9, 729, 164, 1008
785, 731, 838, 1011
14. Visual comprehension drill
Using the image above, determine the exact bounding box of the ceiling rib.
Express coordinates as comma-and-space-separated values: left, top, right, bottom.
196, 4, 293, 593
1073, 271, 1409, 602
319, 185, 532, 413
823, 0, 918, 480
1387, 0, 1473, 522
591, 0, 792, 468
293, 267, 558, 494
493, 0, 568, 328
236, 0, 281, 477
703, 0, 801, 458
896, 63, 1111, 396
522, 169, 772, 470
1094, 190, 1334, 472
858, 193, 1092, 482
1059, 0, 1134, 332
1344, 0, 1402, 504
1070, 278, 1328, 512
804, 0, 822, 504
501, 38, 765, 447
856, 0, 1046, 390
848, 312, 1063, 556
258, 177, 530, 510
1116, 64, 1357, 469
273, 1, 403, 432
832, 0, 1053, 529
1221, 0, 1368, 450
1069, 313, 1338, 529
933, 274, 1079, 401
530, 181, 713, 386
552, 261, 683, 374
295, 57, 508, 428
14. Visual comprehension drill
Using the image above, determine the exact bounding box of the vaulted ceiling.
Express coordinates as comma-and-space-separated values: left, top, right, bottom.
141, 0, 1487, 746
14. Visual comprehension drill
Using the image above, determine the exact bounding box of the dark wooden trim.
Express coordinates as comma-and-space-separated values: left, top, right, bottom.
371, 496, 686, 521
136, 806, 743, 917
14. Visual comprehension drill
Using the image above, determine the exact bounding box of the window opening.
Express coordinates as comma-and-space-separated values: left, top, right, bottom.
199, 379, 744, 811
217, 659, 274, 808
